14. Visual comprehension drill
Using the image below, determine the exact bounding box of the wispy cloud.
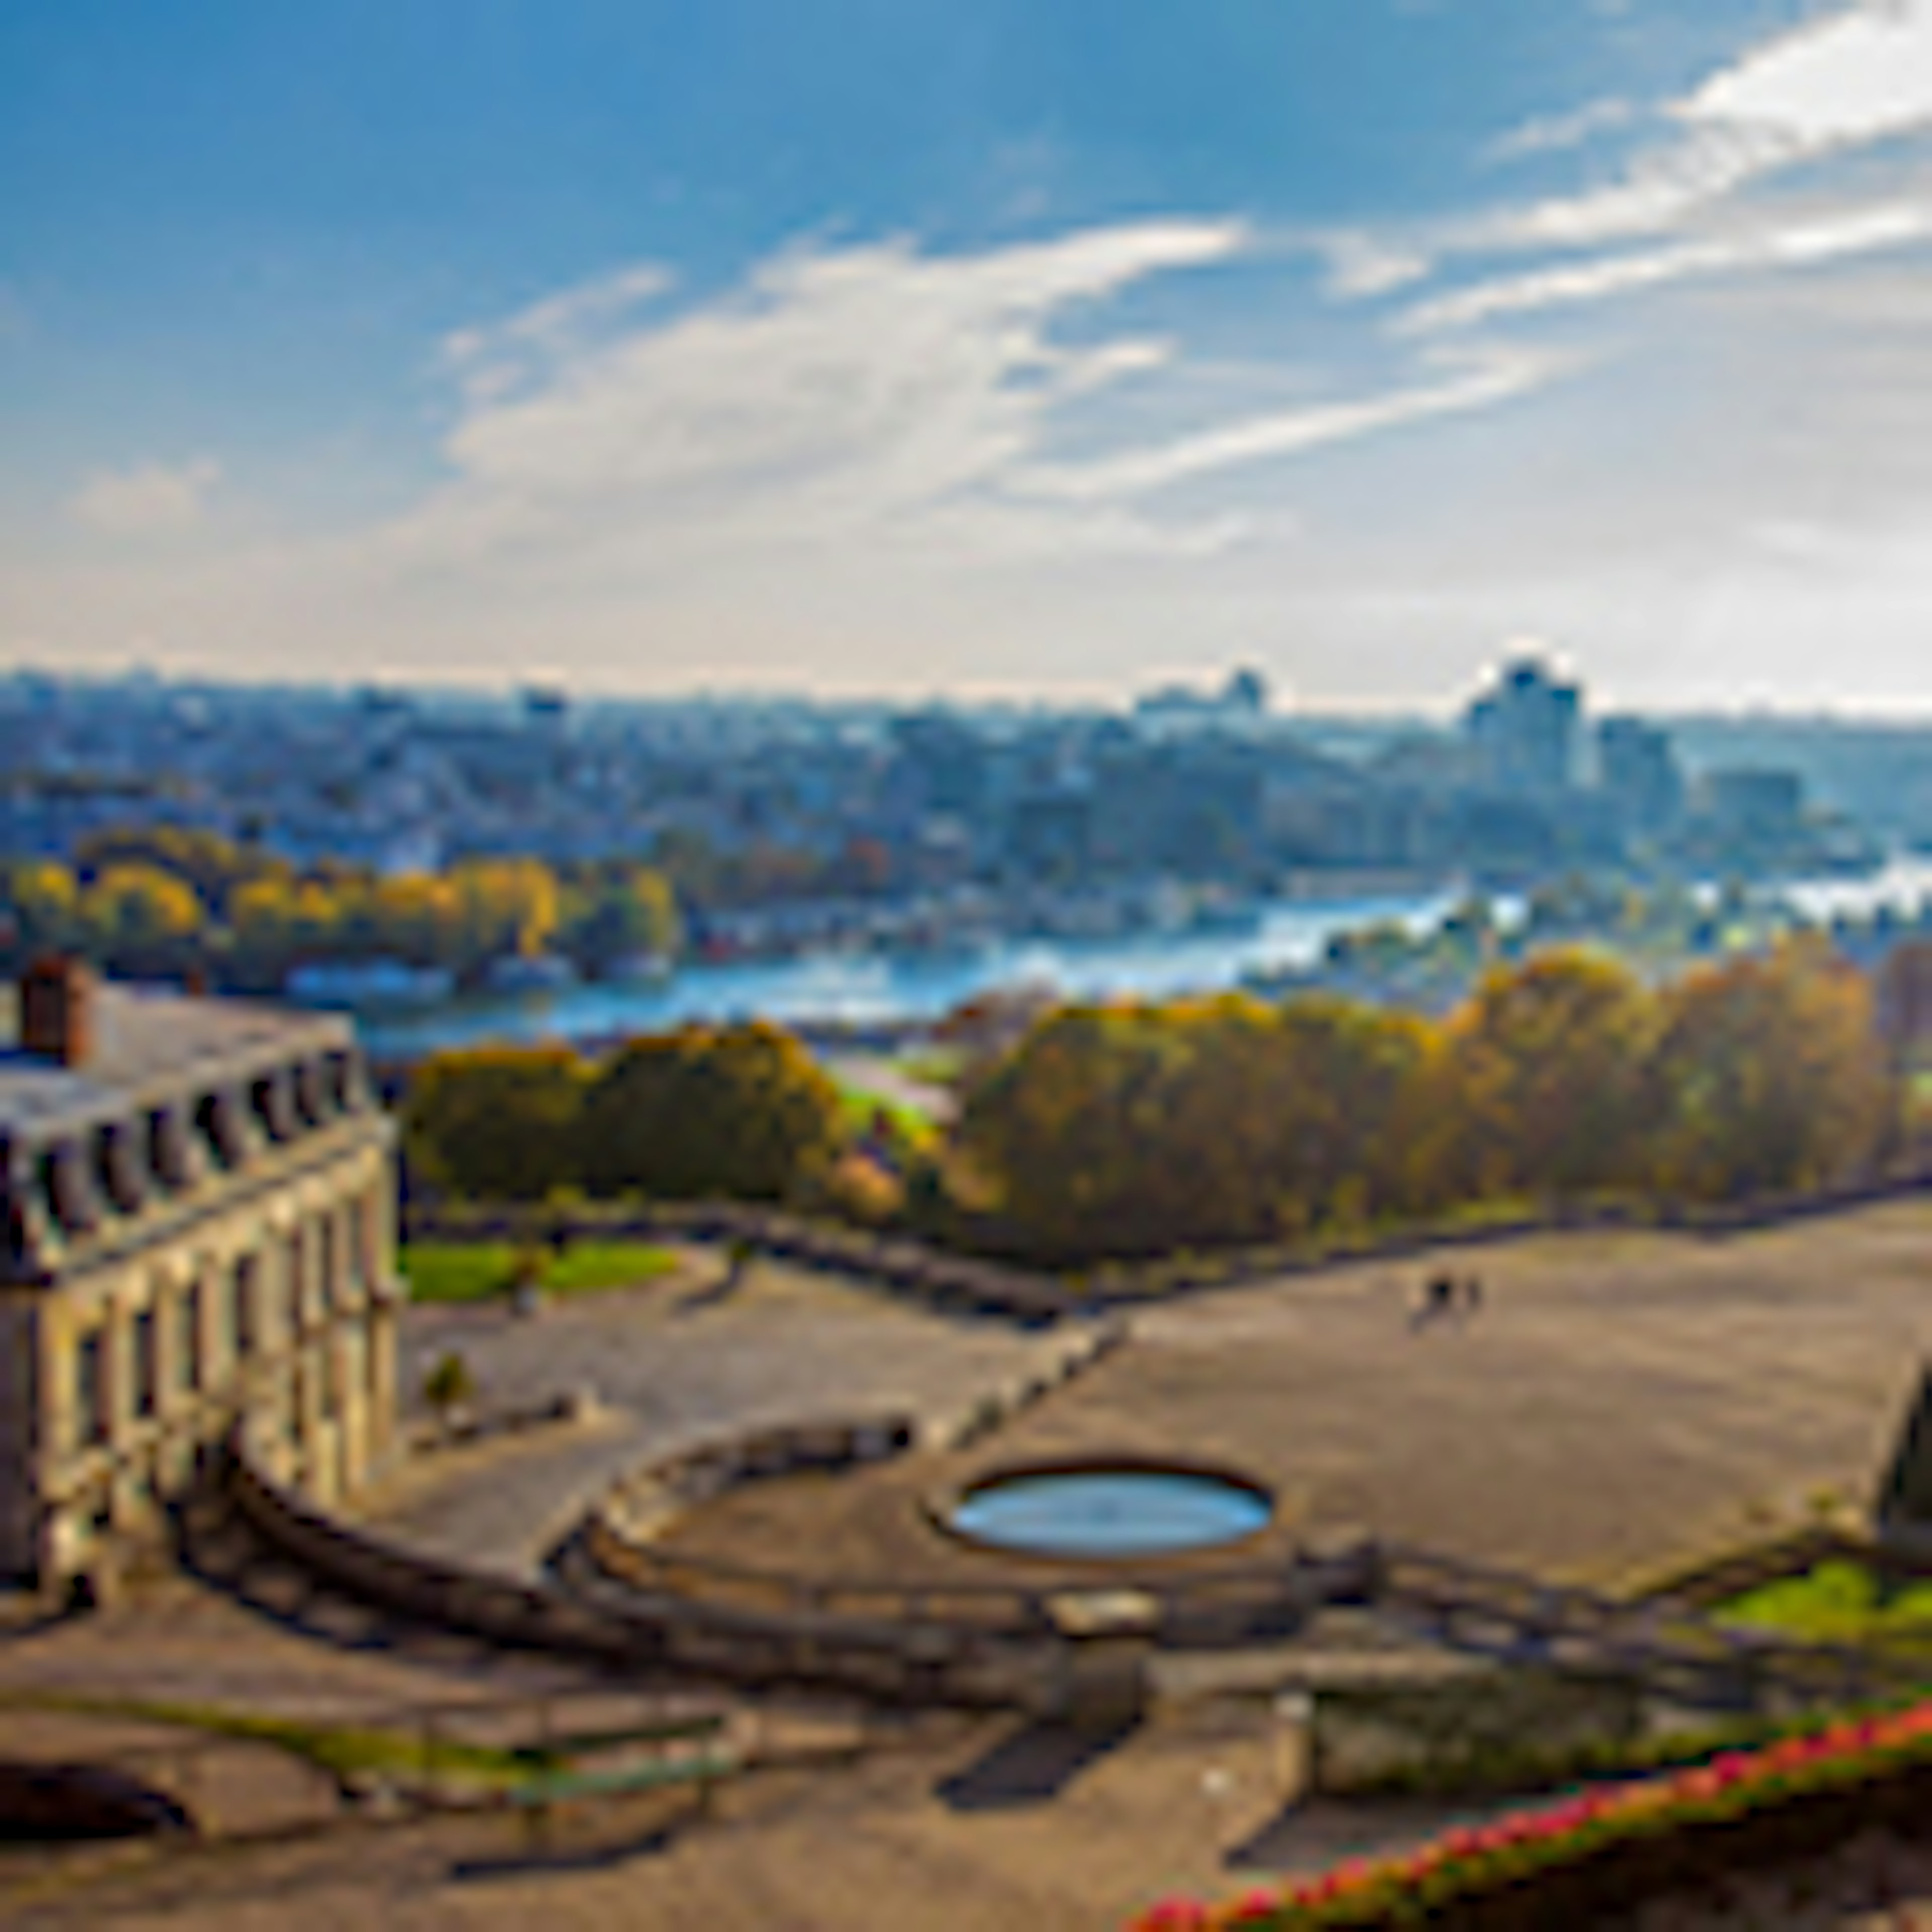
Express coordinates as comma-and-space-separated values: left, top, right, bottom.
68, 458, 220, 535
1488, 95, 1642, 164
1340, 0, 1932, 346
1404, 200, 1932, 334
1478, 1, 1932, 258
441, 264, 675, 404
383, 225, 1245, 573
1319, 232, 1433, 298
1017, 346, 1558, 500
378, 218, 1552, 589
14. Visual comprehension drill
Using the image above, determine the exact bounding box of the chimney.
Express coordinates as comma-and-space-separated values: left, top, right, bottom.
20, 956, 97, 1069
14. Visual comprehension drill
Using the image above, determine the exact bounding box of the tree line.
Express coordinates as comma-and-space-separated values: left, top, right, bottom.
401, 938, 1906, 1267
1, 826, 680, 990
405, 1020, 856, 1209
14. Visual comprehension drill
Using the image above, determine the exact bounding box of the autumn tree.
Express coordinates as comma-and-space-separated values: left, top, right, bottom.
1646, 938, 1897, 1202
1428, 949, 1662, 1203
447, 859, 560, 975
75, 826, 281, 914
579, 1020, 846, 1202
4, 860, 84, 959
76, 863, 205, 978
956, 994, 1435, 1259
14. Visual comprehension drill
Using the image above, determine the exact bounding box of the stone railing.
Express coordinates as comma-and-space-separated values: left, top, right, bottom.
579, 1440, 1384, 1655
405, 1160, 1932, 1319
226, 1423, 1060, 1710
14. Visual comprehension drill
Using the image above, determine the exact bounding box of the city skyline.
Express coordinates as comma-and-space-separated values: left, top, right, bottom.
4, 3, 1932, 711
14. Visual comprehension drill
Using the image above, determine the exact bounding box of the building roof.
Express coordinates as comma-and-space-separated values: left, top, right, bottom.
0, 980, 355, 1142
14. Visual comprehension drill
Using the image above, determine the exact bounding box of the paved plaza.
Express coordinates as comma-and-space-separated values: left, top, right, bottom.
660, 1199, 1932, 1591
368, 1246, 1074, 1577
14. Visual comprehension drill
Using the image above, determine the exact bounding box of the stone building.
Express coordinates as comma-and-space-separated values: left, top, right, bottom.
0, 959, 400, 1596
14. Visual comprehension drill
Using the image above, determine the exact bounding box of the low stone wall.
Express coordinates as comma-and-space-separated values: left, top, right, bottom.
605, 1414, 920, 1547
229, 1430, 650, 1665
226, 1427, 1063, 1711
406, 1162, 1932, 1319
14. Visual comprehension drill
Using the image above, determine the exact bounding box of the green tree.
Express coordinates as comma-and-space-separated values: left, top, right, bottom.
580, 1021, 845, 1202
558, 866, 681, 973
405, 1046, 590, 1200
423, 1351, 475, 1422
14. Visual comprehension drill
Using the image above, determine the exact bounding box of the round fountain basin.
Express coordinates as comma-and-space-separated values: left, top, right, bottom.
944, 1461, 1272, 1560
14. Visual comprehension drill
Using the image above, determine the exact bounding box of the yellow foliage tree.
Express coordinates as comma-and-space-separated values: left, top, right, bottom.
1430, 949, 1661, 1203
1647, 937, 1896, 1202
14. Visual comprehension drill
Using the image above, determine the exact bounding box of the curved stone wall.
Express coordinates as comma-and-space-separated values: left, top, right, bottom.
228, 1427, 1063, 1710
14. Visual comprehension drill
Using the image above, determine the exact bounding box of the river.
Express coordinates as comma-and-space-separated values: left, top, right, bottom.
358, 882, 1465, 1057
354, 855, 1932, 1060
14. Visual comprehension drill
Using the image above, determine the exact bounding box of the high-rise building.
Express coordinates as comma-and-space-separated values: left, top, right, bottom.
1596, 716, 1685, 832
1465, 658, 1581, 796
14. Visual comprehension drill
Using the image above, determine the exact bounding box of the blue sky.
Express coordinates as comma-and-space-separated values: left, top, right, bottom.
4, 1, 1931, 710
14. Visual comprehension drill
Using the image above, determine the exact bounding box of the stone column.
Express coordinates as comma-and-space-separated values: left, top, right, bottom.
39, 1300, 76, 1468
152, 1274, 183, 1419
366, 1301, 398, 1469
102, 1292, 135, 1532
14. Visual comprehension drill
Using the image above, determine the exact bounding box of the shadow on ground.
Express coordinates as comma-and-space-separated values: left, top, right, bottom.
935, 1717, 1140, 1812
449, 1814, 690, 1882
1224, 1796, 1500, 1876
174, 1491, 503, 1670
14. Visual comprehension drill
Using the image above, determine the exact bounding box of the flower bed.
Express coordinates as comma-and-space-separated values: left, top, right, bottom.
1132, 1703, 1932, 1930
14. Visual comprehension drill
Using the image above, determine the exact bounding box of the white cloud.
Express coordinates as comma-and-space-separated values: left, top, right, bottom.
1489, 95, 1641, 163
370, 222, 1581, 607
1458, 4, 1932, 262
441, 263, 674, 404
1362, 1, 1932, 345
383, 219, 1555, 589
1404, 199, 1932, 333
1481, 120, 1802, 252
68, 458, 220, 535
1686, 0, 1932, 148
1017, 346, 1559, 500
1320, 232, 1433, 298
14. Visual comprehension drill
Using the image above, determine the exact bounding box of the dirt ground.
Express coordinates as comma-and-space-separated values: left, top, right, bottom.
0, 1698, 1465, 1932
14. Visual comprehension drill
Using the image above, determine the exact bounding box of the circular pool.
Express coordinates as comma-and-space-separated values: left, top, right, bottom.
943, 1460, 1273, 1561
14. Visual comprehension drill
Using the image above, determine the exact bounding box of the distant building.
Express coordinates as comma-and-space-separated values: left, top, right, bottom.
1465, 658, 1580, 796
1223, 666, 1270, 715
1596, 716, 1685, 833
0, 960, 400, 1600
1702, 767, 1805, 845
1134, 666, 1273, 734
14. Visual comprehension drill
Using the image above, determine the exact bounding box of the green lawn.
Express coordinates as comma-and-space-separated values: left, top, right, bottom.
400, 1239, 680, 1305
835, 1083, 941, 1152
0, 1691, 532, 1788
1719, 1559, 1932, 1646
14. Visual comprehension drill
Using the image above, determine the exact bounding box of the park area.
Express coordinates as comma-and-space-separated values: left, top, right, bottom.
8, 1198, 1932, 1929
650, 1197, 1932, 1595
